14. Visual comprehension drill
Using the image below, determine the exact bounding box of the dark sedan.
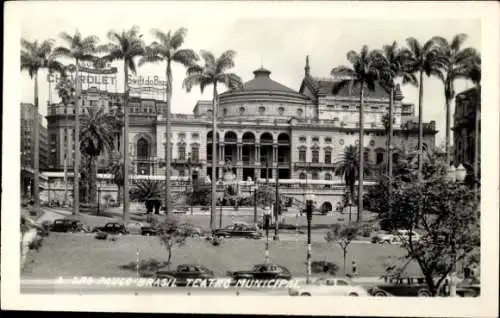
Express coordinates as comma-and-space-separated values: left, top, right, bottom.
228, 263, 292, 281
213, 223, 262, 239
50, 219, 85, 233
152, 264, 215, 286
93, 222, 128, 235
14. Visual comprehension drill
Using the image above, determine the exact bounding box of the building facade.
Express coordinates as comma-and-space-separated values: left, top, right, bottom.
44, 57, 437, 208
453, 86, 480, 175
21, 103, 49, 197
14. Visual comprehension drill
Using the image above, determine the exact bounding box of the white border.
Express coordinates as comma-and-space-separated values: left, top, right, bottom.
2, 1, 499, 316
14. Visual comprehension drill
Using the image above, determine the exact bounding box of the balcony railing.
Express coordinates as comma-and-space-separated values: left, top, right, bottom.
294, 162, 335, 169
171, 158, 205, 165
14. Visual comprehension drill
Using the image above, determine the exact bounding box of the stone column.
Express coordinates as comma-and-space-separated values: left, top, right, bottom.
255, 144, 260, 165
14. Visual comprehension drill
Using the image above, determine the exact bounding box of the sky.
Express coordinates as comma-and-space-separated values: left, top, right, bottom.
18, 2, 481, 145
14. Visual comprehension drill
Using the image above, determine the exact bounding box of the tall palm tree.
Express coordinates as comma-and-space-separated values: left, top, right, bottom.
21, 39, 65, 214
80, 107, 115, 204
378, 42, 418, 216
138, 27, 198, 217
55, 68, 76, 205
400, 38, 447, 181
331, 45, 382, 222
53, 30, 101, 214
101, 25, 145, 222
334, 145, 371, 203
183, 50, 243, 230
431, 34, 478, 166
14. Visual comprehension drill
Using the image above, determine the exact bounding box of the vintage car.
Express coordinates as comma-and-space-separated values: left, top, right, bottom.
92, 222, 128, 235
50, 219, 87, 233
228, 263, 292, 281
148, 264, 215, 287
212, 222, 262, 239
288, 277, 370, 296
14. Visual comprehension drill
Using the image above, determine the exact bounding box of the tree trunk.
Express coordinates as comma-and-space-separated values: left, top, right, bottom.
343, 249, 347, 276
357, 83, 364, 222
123, 61, 130, 222
417, 70, 424, 182
164, 60, 173, 217
210, 82, 218, 230
73, 60, 81, 215
473, 86, 480, 203
388, 87, 394, 216
116, 184, 122, 206
89, 156, 97, 204
445, 95, 451, 166
33, 71, 40, 214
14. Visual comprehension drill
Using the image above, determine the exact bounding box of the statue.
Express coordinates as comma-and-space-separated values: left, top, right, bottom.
222, 159, 235, 183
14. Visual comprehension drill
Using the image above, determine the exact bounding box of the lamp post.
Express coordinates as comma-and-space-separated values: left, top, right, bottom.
305, 191, 315, 284
97, 182, 101, 215
446, 163, 467, 297
219, 180, 224, 229
273, 163, 280, 241
263, 206, 271, 264
187, 152, 193, 216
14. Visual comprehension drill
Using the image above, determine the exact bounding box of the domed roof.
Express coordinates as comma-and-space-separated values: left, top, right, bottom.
237, 67, 297, 93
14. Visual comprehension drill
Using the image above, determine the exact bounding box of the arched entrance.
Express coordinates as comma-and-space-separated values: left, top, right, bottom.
321, 201, 333, 214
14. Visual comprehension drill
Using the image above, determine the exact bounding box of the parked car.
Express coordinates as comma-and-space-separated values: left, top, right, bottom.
92, 222, 128, 235
125, 221, 146, 235
374, 276, 439, 297
228, 263, 292, 281
50, 219, 86, 233
213, 222, 262, 239
149, 264, 215, 286
288, 277, 370, 296
371, 232, 398, 244
141, 224, 203, 237
395, 230, 421, 243
200, 206, 210, 211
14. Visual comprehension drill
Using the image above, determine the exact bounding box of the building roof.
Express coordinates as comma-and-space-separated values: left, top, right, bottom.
238, 67, 298, 93
301, 76, 393, 99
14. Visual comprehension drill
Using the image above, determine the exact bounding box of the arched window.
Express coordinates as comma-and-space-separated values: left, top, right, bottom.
222, 108, 228, 116
324, 149, 332, 164
299, 136, 307, 143
239, 107, 245, 115
299, 172, 307, 180
137, 138, 149, 158
258, 106, 266, 115
312, 149, 320, 163
297, 108, 303, 116
178, 143, 186, 160
278, 107, 285, 115
325, 173, 332, 180
312, 171, 319, 180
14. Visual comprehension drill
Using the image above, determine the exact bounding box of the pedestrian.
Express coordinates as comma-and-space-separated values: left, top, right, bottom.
352, 260, 357, 277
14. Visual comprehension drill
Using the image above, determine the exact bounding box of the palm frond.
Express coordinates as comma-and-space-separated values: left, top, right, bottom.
216, 72, 243, 90
451, 33, 468, 51
169, 27, 188, 49
331, 66, 356, 78
172, 49, 199, 67
216, 50, 237, 73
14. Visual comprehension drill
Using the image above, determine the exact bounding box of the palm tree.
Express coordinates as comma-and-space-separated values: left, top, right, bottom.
138, 28, 198, 217
334, 145, 371, 204
53, 30, 101, 214
21, 39, 65, 214
431, 34, 478, 166
378, 42, 418, 217
400, 38, 447, 181
80, 107, 115, 204
183, 50, 243, 230
55, 68, 76, 205
102, 26, 145, 222
331, 45, 382, 222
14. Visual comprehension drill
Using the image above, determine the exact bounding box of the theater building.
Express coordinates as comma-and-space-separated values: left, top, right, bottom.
44, 57, 437, 209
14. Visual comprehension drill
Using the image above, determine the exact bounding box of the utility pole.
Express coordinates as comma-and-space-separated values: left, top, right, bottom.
273, 163, 279, 241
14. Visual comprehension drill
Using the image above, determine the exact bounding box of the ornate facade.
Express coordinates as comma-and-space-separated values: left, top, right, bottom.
45, 57, 437, 208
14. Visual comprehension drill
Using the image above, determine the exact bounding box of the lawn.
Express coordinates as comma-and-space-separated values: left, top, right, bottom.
22, 232, 422, 279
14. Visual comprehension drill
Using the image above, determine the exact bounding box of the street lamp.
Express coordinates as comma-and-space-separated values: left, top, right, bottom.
263, 206, 271, 264
273, 164, 280, 241
446, 163, 467, 297
187, 152, 193, 215
305, 190, 315, 284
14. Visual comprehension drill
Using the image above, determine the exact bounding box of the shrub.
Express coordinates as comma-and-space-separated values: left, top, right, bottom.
311, 260, 339, 276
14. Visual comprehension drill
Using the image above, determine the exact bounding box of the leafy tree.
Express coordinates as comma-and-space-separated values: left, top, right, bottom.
80, 107, 115, 204
401, 37, 447, 181
325, 224, 359, 275
158, 217, 194, 269
183, 50, 243, 230
331, 45, 382, 222
139, 28, 199, 217
431, 34, 478, 166
129, 180, 167, 214
21, 38, 66, 214
102, 25, 145, 222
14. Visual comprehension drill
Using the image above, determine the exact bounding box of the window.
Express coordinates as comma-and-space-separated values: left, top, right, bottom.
299, 173, 306, 180
297, 108, 303, 116
223, 108, 228, 116
239, 107, 245, 115
324, 150, 332, 164
336, 280, 349, 286
191, 133, 199, 139
342, 105, 349, 110
299, 136, 307, 143
376, 152, 384, 165
137, 138, 149, 158
278, 107, 285, 115
312, 136, 319, 143
178, 145, 186, 160
178, 169, 185, 177
312, 171, 319, 180
325, 137, 332, 143
178, 133, 186, 140
258, 106, 266, 115
312, 150, 319, 163
299, 149, 306, 162
325, 173, 332, 180
191, 145, 199, 162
